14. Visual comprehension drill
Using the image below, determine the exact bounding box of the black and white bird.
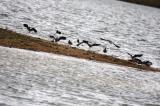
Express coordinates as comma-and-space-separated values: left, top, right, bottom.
23, 24, 37, 33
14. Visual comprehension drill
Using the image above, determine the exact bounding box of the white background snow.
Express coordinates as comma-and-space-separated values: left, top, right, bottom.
0, 46, 160, 106
0, 0, 160, 105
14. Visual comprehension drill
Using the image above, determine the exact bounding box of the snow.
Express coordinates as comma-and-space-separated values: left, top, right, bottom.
0, 0, 160, 105
0, 46, 160, 106
0, 0, 160, 67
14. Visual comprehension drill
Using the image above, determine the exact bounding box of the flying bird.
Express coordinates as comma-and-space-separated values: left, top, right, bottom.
49, 35, 66, 42
77, 40, 101, 48
23, 24, 37, 33
100, 38, 120, 48
88, 43, 101, 48
127, 53, 143, 59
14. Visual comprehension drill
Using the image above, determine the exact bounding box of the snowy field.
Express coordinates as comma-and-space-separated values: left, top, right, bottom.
0, 0, 160, 105
0, 0, 160, 67
0, 46, 160, 106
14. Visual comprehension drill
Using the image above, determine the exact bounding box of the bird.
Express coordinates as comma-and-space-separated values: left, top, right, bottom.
23, 24, 37, 33
100, 38, 120, 48
142, 61, 152, 66
68, 40, 72, 45
76, 40, 88, 46
127, 53, 143, 59
56, 30, 62, 34
103, 47, 107, 53
127, 52, 144, 65
77, 39, 80, 43
88, 43, 101, 48
131, 58, 143, 64
49, 35, 66, 42
127, 53, 153, 66
77, 40, 101, 48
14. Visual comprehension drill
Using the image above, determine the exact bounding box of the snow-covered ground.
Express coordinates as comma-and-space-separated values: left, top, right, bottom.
0, 0, 160, 105
0, 0, 160, 67
0, 46, 160, 106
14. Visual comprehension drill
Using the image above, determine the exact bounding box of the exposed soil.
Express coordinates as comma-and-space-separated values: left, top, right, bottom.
0, 28, 159, 72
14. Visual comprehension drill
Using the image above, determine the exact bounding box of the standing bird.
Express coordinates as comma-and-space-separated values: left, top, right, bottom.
77, 39, 80, 43
56, 30, 62, 34
23, 24, 37, 33
103, 47, 107, 53
68, 40, 72, 45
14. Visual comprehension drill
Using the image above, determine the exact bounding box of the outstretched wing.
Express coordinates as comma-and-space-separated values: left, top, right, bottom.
127, 52, 133, 58
90, 43, 101, 47
100, 38, 112, 44
133, 54, 143, 58
57, 36, 66, 41
100, 38, 120, 48
112, 43, 120, 48
77, 41, 84, 46
49, 35, 56, 39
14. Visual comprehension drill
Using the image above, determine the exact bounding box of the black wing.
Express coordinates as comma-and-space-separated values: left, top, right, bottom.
127, 52, 133, 58
57, 36, 66, 42
90, 43, 101, 47
100, 38, 112, 44
100, 38, 120, 48
112, 43, 120, 48
77, 41, 84, 46
49, 35, 56, 39
133, 54, 143, 58
31, 28, 37, 33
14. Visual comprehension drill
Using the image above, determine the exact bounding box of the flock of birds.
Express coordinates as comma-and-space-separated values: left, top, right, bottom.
23, 24, 153, 67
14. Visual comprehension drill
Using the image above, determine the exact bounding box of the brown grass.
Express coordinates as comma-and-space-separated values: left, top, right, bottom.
0, 28, 160, 72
